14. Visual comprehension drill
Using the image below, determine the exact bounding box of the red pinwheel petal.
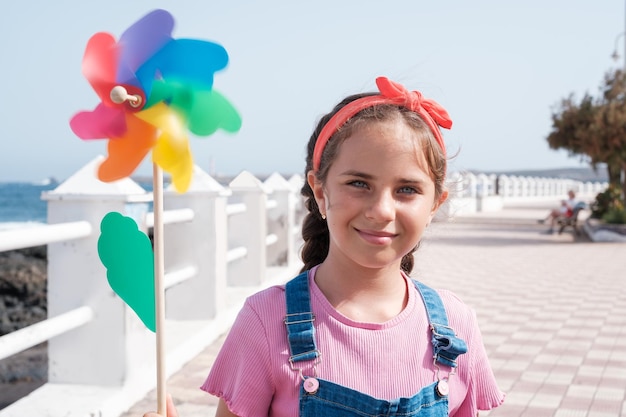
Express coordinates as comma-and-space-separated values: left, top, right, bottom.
82, 32, 119, 107
98, 114, 158, 182
69, 104, 127, 139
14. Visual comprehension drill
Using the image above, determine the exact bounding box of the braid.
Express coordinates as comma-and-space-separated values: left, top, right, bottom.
299, 180, 329, 272
300, 212, 329, 273
400, 253, 414, 275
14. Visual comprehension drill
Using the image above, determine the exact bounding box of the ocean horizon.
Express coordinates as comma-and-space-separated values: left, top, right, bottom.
0, 179, 158, 231
0, 182, 58, 230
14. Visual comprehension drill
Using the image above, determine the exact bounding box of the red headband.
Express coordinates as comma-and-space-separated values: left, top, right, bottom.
312, 76, 452, 171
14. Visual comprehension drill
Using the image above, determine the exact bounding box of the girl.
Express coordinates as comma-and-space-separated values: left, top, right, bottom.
146, 77, 505, 416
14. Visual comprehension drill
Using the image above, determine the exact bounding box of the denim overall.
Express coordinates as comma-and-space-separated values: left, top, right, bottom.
284, 271, 468, 417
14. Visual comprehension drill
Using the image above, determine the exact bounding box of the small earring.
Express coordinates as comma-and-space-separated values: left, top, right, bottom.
321, 213, 326, 220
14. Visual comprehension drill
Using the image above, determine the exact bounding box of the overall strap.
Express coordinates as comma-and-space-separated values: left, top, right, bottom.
284, 271, 320, 363
413, 280, 468, 369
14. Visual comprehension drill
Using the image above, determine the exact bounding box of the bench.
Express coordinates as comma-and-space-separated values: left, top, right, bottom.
557, 202, 587, 235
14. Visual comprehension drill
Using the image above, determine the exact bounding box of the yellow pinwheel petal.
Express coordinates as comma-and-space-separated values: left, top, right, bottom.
153, 132, 193, 193
136, 103, 193, 192
135, 102, 186, 140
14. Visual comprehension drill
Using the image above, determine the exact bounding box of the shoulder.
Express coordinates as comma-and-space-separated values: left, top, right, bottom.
411, 280, 476, 323
223, 285, 289, 360
436, 288, 477, 327
417, 285, 479, 342
435, 288, 475, 316
238, 271, 313, 329
242, 284, 287, 319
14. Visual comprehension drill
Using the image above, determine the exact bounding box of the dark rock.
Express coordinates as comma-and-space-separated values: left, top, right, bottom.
0, 246, 48, 409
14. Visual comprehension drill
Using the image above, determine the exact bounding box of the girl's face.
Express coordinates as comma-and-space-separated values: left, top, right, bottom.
309, 119, 447, 271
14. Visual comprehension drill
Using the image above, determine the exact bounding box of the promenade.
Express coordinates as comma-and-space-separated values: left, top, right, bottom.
121, 202, 626, 417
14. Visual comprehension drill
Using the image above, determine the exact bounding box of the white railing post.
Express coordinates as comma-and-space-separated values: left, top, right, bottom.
264, 173, 297, 267
528, 177, 537, 197
476, 173, 489, 198
465, 172, 478, 198
499, 175, 510, 198
163, 166, 230, 319
43, 156, 153, 386
227, 171, 268, 286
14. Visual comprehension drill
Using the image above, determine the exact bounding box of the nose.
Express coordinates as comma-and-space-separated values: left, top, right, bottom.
365, 190, 396, 222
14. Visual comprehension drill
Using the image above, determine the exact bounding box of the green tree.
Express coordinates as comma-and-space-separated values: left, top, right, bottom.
547, 68, 626, 204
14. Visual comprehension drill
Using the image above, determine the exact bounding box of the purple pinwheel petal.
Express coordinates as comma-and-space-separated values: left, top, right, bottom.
115, 9, 174, 88
69, 103, 127, 139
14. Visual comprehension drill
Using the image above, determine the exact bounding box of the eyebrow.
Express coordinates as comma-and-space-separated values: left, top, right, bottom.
339, 170, 428, 185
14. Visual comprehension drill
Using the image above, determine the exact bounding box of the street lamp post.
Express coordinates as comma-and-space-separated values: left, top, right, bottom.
611, 32, 626, 67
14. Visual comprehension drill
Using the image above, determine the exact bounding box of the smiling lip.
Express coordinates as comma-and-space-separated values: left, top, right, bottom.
356, 229, 397, 245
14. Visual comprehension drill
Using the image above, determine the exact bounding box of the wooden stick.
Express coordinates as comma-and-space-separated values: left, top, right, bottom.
152, 163, 167, 416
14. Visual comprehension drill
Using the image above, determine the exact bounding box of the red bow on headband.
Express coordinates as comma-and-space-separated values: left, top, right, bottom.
376, 77, 452, 132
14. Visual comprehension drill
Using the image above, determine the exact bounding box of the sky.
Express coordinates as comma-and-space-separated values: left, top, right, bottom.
1, 0, 624, 183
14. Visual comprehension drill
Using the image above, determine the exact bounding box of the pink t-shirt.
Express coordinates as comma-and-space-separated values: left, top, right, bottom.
202, 269, 504, 416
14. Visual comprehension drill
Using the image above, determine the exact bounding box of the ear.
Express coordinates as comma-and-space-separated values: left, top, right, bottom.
428, 189, 448, 222
307, 170, 327, 213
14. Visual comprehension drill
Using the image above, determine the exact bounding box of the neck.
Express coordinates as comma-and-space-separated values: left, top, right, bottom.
314, 258, 408, 323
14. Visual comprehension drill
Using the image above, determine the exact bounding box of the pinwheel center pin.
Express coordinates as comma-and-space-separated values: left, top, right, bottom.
110, 85, 143, 108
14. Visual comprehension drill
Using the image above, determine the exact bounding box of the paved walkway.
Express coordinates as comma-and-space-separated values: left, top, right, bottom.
122, 203, 626, 417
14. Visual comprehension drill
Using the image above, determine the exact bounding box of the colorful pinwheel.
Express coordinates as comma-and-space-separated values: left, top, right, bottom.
70, 9, 242, 193
69, 10, 241, 415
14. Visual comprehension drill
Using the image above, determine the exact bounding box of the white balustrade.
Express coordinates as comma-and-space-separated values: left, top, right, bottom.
0, 158, 305, 417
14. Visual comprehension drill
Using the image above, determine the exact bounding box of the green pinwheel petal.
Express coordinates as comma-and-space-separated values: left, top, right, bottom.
98, 212, 156, 332
186, 89, 242, 136
144, 79, 241, 136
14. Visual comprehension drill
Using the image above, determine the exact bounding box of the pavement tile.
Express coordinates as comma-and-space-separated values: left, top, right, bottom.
504, 390, 536, 406
529, 392, 564, 408
520, 371, 550, 384
567, 385, 598, 399
539, 384, 569, 396
594, 386, 625, 401
589, 398, 623, 414
554, 409, 587, 417
521, 406, 555, 416
545, 371, 576, 385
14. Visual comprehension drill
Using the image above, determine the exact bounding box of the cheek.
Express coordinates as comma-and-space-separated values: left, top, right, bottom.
324, 190, 352, 212
409, 205, 436, 228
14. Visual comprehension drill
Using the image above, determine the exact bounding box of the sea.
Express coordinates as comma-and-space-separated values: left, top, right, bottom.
0, 179, 159, 232
0, 181, 58, 231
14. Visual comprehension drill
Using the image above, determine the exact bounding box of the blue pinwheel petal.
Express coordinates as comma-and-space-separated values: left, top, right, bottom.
135, 38, 229, 99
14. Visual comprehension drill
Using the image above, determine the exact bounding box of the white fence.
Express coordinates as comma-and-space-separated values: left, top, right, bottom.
0, 157, 306, 417
443, 171, 607, 215
0, 159, 609, 417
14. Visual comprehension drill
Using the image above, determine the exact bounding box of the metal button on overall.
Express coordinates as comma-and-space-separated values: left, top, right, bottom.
304, 377, 319, 394
436, 380, 449, 397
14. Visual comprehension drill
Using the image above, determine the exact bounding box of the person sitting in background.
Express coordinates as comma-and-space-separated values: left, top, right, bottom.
539, 189, 577, 234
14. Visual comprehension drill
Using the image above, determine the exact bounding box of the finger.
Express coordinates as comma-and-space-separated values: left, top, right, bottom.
167, 394, 179, 417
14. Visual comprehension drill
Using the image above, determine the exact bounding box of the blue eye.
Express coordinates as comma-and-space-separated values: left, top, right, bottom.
398, 186, 418, 194
349, 180, 368, 188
